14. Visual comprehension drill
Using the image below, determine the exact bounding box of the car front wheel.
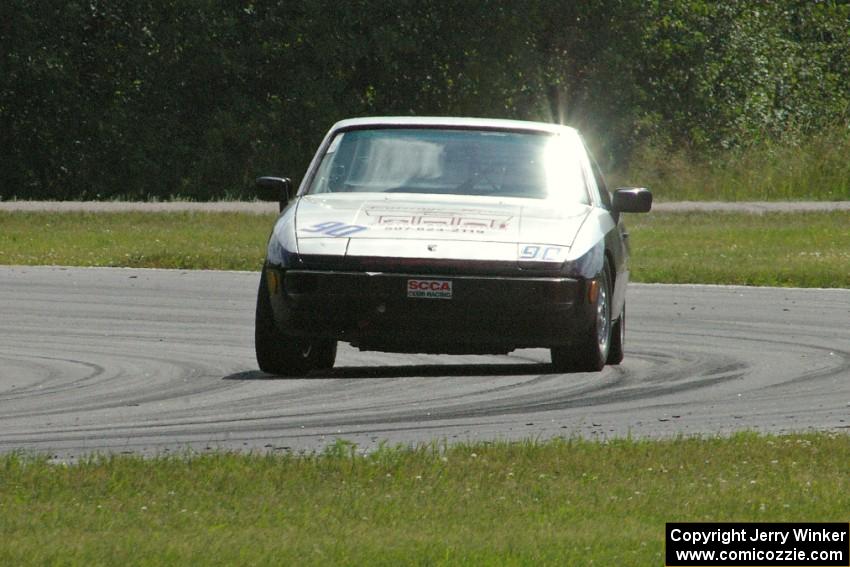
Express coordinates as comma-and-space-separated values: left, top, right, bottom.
550, 259, 613, 373
607, 303, 625, 365
255, 271, 337, 376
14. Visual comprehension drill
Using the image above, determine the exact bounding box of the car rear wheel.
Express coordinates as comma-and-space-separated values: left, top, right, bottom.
255, 271, 337, 376
550, 260, 613, 373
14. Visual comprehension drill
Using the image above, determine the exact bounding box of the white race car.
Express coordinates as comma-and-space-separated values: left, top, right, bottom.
255, 116, 651, 375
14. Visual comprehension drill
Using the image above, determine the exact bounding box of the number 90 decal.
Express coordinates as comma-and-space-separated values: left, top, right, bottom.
520, 244, 565, 262
301, 221, 367, 237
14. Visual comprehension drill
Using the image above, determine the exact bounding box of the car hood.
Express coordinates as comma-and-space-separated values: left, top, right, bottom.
294, 193, 591, 264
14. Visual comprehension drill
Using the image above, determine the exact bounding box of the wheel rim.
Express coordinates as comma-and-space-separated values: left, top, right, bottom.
596, 276, 611, 353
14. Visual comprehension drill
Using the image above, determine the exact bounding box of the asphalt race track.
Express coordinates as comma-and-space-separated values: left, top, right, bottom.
1, 266, 848, 459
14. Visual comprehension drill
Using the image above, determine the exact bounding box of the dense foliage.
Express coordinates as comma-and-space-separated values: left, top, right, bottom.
2, 1, 848, 200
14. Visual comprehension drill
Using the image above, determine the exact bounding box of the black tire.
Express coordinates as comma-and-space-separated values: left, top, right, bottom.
255, 271, 337, 376
311, 340, 338, 371
607, 303, 625, 366
550, 259, 613, 373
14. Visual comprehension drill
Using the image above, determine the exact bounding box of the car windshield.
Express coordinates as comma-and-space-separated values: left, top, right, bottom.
306, 128, 590, 204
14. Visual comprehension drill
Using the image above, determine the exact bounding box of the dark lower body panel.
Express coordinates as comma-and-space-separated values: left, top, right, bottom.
265, 267, 595, 355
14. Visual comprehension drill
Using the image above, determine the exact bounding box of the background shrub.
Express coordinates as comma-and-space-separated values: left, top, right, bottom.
1, 0, 847, 200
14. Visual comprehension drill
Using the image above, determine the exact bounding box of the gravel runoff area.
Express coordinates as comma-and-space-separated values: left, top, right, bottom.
1, 200, 849, 214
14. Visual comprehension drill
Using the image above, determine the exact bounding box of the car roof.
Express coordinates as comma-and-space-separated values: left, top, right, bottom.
330, 116, 577, 136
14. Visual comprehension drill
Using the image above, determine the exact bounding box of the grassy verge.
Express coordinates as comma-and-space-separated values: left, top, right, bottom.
1, 434, 847, 566
628, 211, 850, 288
0, 211, 273, 271
1, 210, 848, 288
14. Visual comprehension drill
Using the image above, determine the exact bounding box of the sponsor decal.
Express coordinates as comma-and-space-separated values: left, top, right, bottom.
364, 206, 512, 235
407, 279, 453, 299
300, 221, 367, 237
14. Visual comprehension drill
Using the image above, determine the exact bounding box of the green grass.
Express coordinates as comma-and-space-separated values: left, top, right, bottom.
0, 211, 273, 271
615, 128, 850, 201
1, 434, 847, 566
628, 211, 850, 288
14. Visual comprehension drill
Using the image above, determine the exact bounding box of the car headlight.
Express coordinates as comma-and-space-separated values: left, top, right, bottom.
560, 241, 604, 279
517, 241, 603, 278
265, 208, 300, 268
517, 243, 569, 271
266, 236, 300, 268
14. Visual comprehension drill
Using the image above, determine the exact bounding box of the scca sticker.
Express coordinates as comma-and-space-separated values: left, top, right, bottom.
519, 245, 565, 262
407, 279, 452, 299
300, 221, 367, 237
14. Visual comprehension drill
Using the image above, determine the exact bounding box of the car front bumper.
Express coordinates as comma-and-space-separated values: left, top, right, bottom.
264, 267, 596, 354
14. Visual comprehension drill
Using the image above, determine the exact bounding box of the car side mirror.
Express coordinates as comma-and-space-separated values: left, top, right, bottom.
612, 187, 652, 213
255, 176, 296, 212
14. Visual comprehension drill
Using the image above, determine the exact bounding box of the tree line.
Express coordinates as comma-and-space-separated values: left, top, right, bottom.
1, 0, 848, 200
